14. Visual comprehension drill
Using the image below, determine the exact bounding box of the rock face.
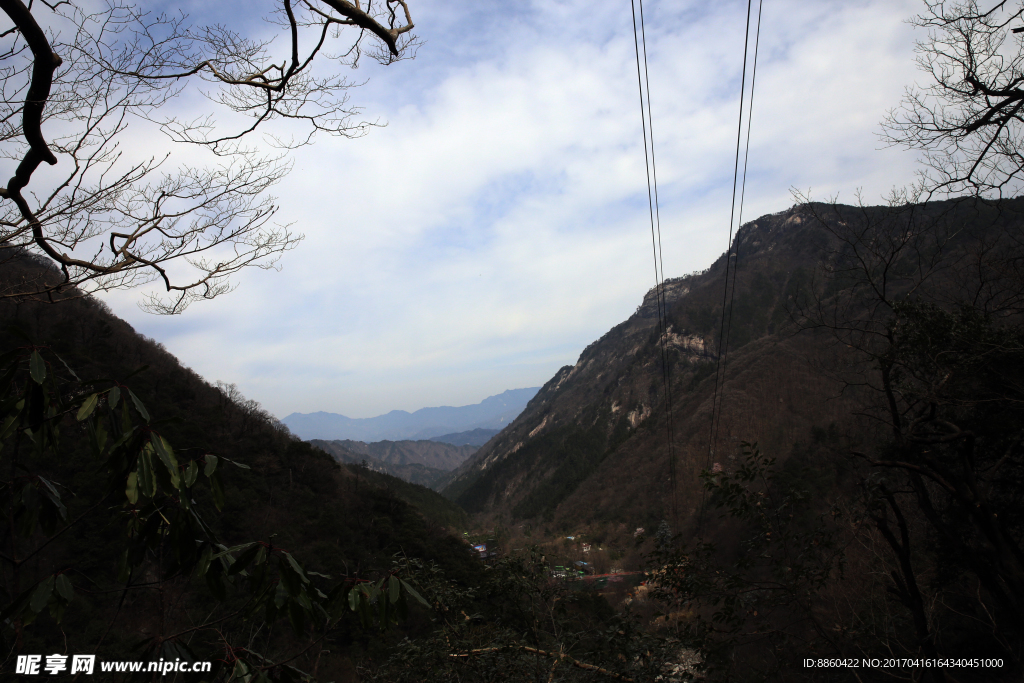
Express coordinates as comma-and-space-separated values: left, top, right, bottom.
441, 205, 847, 526
283, 388, 539, 441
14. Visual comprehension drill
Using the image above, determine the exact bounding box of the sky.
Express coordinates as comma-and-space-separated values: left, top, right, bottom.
98, 0, 926, 419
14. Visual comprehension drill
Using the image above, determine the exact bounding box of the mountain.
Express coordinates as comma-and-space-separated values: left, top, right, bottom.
309, 438, 477, 489
439, 203, 901, 529
430, 428, 501, 447
282, 388, 539, 441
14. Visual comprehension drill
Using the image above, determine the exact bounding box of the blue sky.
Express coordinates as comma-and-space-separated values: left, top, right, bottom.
100, 0, 925, 418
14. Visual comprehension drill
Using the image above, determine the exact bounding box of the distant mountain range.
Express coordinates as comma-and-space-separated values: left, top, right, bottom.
283, 388, 539, 441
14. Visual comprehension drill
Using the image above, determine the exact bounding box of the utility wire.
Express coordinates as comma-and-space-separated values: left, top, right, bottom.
713, 0, 763, 459
631, 0, 678, 522
698, 0, 763, 539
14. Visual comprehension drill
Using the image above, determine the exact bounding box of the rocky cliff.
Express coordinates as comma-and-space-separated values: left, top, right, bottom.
441, 205, 848, 529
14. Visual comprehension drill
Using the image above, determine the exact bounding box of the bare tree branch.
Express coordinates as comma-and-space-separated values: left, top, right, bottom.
0, 0, 417, 312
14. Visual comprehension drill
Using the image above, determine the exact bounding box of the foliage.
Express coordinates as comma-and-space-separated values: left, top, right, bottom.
350, 465, 470, 530
647, 443, 845, 681
0, 337, 440, 679
366, 549, 668, 682
791, 195, 1024, 680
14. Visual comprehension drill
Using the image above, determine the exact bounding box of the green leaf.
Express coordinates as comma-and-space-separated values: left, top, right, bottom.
49, 599, 66, 625
204, 454, 219, 477
37, 477, 67, 520
221, 456, 251, 470
76, 393, 99, 421
211, 543, 253, 560
388, 574, 400, 604
29, 350, 46, 385
274, 580, 289, 609
55, 574, 74, 602
400, 579, 431, 608
52, 351, 80, 381
138, 446, 157, 499
285, 553, 309, 584
108, 386, 120, 410
151, 435, 180, 488
127, 388, 150, 422
396, 592, 408, 622
209, 471, 225, 511
228, 544, 261, 576
348, 585, 361, 612
279, 557, 302, 597
197, 546, 214, 577
30, 577, 54, 614
126, 472, 139, 504
120, 398, 131, 434
232, 658, 251, 682
184, 461, 199, 488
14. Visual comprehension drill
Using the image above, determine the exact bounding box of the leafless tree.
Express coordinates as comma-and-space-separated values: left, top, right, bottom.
794, 194, 1024, 666
883, 0, 1024, 198
0, 0, 417, 312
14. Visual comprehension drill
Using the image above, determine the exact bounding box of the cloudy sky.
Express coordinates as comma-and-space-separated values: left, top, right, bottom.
100, 0, 925, 419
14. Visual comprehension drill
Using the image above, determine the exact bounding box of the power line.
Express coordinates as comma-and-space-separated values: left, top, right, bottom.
699, 0, 764, 539
631, 0, 678, 521
714, 0, 763, 457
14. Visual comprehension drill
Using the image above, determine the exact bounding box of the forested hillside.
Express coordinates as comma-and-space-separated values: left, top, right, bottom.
0, 253, 477, 680
310, 438, 476, 490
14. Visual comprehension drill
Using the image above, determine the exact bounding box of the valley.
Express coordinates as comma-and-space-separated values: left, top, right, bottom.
309, 437, 477, 488
1, 196, 1022, 682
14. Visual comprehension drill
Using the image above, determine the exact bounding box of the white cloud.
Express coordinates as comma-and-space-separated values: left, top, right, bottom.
101, 0, 926, 419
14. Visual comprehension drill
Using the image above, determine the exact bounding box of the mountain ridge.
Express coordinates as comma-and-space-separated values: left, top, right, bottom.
440, 204, 871, 526
283, 387, 539, 441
